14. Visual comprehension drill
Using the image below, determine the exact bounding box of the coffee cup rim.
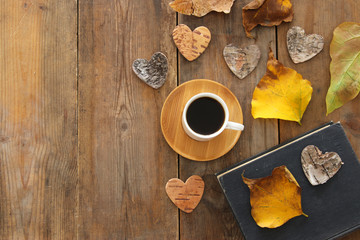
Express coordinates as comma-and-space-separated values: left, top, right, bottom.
182, 92, 230, 140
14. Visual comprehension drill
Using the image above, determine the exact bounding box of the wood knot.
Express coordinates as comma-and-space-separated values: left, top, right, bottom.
39, 4, 47, 10
0, 136, 10, 143
121, 123, 128, 131
343, 117, 360, 135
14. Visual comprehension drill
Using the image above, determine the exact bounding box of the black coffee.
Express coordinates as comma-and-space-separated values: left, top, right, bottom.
186, 97, 225, 135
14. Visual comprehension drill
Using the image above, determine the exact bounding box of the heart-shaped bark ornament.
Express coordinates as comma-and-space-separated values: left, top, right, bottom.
223, 44, 261, 79
172, 24, 211, 61
165, 175, 204, 213
301, 145, 344, 186
287, 26, 324, 64
132, 52, 168, 89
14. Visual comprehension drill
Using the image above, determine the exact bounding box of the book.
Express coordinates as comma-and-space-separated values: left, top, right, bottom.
216, 122, 360, 240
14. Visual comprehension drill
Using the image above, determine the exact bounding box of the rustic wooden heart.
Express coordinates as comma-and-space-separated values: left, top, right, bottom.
287, 26, 324, 64
301, 145, 344, 186
132, 52, 168, 89
223, 44, 260, 79
165, 175, 204, 213
172, 24, 211, 61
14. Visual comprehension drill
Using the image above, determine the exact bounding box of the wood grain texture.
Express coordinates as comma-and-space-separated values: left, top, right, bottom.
78, 0, 178, 239
161, 79, 243, 161
1, 0, 359, 239
178, 0, 278, 239
0, 0, 77, 239
278, 0, 360, 238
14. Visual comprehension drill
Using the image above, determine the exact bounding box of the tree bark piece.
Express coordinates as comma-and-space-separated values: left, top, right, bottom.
223, 44, 261, 79
166, 175, 205, 213
301, 145, 344, 186
169, 0, 235, 17
172, 24, 211, 61
287, 26, 324, 64
132, 52, 168, 89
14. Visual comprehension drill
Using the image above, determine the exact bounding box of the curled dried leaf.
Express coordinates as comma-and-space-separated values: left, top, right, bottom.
169, 0, 235, 17
242, 0, 293, 38
242, 166, 307, 228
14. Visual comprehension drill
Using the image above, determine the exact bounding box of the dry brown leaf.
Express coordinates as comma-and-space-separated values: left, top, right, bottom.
242, 0, 293, 38
242, 166, 307, 228
169, 0, 235, 17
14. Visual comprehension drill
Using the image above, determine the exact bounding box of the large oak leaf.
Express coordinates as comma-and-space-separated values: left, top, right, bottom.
169, 0, 235, 17
326, 22, 360, 114
242, 166, 308, 228
242, 0, 293, 38
251, 48, 313, 124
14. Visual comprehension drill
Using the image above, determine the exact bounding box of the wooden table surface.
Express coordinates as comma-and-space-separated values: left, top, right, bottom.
1, 0, 360, 239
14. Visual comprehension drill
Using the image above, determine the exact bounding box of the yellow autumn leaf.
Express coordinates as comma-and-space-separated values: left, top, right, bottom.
251, 48, 313, 124
242, 165, 308, 228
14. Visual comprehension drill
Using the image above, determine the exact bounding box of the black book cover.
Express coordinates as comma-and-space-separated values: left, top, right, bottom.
216, 122, 360, 240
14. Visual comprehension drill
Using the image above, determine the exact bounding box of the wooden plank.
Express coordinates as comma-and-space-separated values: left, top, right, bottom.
178, 0, 278, 238
278, 0, 360, 239
278, 0, 360, 143
0, 0, 77, 239
78, 0, 178, 239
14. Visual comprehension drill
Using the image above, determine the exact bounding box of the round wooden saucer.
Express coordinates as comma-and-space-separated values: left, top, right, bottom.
161, 79, 243, 161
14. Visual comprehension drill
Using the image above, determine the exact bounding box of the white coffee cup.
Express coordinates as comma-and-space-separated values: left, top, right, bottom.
182, 92, 244, 141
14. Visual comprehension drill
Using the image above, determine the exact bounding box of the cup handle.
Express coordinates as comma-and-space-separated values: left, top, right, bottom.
225, 121, 244, 131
